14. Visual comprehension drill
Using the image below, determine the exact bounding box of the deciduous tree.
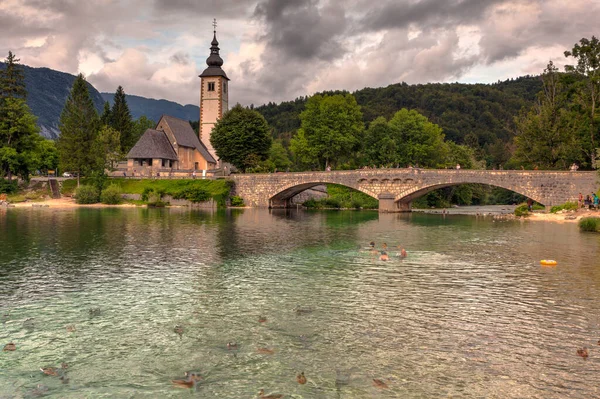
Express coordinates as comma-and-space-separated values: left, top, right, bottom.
210, 104, 272, 172
514, 61, 581, 169
388, 108, 448, 168
290, 94, 363, 170
565, 36, 600, 165
92, 125, 121, 171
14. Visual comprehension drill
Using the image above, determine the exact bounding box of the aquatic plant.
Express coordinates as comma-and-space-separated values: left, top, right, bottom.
579, 217, 600, 232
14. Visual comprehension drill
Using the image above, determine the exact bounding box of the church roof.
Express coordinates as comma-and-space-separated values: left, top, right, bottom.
160, 115, 217, 164
199, 31, 229, 80
127, 129, 178, 160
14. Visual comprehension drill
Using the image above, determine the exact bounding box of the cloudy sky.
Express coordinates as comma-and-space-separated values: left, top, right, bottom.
1, 0, 598, 106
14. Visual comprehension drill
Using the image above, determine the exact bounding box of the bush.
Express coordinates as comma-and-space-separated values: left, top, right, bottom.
550, 202, 578, 213
141, 187, 154, 202
0, 179, 18, 194
303, 198, 319, 209
75, 185, 99, 204
100, 184, 122, 205
230, 195, 245, 207
514, 204, 530, 217
579, 217, 600, 232
172, 186, 211, 203
323, 198, 341, 209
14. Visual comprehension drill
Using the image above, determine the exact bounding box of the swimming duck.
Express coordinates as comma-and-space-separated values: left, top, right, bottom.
372, 378, 389, 389
257, 347, 275, 355
40, 363, 68, 376
258, 389, 283, 399
293, 307, 313, 315
227, 342, 238, 350
3, 342, 16, 351
174, 325, 184, 337
66, 325, 76, 333
577, 347, 589, 358
172, 371, 202, 388
296, 372, 307, 384
88, 308, 101, 317
258, 316, 267, 323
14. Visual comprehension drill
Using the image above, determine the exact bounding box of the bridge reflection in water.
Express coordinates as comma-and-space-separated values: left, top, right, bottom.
230, 169, 599, 212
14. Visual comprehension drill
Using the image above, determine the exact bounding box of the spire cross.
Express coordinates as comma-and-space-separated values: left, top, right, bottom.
213, 18, 217, 31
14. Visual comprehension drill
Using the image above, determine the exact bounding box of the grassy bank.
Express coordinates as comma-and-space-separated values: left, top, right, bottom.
61, 178, 233, 206
303, 184, 378, 210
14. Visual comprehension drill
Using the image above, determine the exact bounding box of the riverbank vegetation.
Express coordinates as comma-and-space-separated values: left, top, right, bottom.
303, 184, 378, 210
550, 202, 579, 213
579, 217, 600, 232
64, 178, 232, 206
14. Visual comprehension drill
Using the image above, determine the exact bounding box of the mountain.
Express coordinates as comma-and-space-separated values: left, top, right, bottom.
100, 93, 199, 123
0, 62, 105, 139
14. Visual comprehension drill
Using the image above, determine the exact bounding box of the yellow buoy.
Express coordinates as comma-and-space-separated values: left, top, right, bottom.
540, 260, 557, 266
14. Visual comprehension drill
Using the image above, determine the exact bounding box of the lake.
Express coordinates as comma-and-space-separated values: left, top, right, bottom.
1, 207, 599, 398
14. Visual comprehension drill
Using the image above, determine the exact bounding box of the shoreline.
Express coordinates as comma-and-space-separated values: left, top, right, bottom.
3, 198, 599, 224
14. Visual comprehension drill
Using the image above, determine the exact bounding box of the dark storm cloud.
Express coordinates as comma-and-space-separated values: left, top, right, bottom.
254, 0, 347, 61
152, 0, 254, 18
170, 51, 191, 65
358, 0, 506, 32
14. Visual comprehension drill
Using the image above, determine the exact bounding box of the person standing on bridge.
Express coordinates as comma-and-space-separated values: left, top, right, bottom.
456, 163, 461, 170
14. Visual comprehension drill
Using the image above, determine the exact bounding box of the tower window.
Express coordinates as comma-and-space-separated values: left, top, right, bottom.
208, 82, 215, 92
223, 82, 227, 94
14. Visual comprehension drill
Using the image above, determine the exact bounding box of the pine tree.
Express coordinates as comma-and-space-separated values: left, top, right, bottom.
110, 86, 134, 153
0, 51, 27, 101
57, 74, 100, 186
100, 101, 111, 126
0, 97, 41, 180
0, 51, 40, 181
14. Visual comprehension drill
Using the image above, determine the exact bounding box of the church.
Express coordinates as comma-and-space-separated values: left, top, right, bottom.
124, 27, 229, 177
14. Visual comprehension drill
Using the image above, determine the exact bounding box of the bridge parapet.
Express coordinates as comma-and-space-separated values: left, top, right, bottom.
229, 169, 599, 212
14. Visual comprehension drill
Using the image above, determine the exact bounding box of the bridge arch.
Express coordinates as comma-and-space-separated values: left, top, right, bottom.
394, 182, 546, 206
268, 181, 378, 207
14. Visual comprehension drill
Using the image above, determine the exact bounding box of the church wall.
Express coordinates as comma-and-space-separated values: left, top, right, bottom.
200, 76, 225, 159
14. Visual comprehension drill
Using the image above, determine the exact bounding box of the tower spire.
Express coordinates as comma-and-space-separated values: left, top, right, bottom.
206, 18, 223, 68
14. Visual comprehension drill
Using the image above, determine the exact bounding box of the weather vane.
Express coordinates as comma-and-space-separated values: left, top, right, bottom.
213, 18, 217, 31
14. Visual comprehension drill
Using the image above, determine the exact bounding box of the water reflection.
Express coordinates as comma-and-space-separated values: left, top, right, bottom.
0, 208, 599, 398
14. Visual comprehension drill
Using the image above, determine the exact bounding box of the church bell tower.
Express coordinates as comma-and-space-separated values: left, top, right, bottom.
199, 20, 229, 161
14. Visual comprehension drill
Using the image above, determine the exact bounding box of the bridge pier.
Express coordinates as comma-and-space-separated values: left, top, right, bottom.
378, 193, 411, 213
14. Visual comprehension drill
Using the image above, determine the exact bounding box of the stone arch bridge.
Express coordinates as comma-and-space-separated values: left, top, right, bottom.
230, 169, 598, 212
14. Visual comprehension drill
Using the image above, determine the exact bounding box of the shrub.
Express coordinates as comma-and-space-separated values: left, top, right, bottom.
514, 204, 529, 217
322, 198, 341, 209
579, 217, 600, 232
550, 202, 578, 213
75, 185, 99, 204
0, 179, 18, 194
171, 186, 211, 203
230, 195, 245, 207
100, 184, 123, 205
141, 187, 154, 202
303, 198, 319, 209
